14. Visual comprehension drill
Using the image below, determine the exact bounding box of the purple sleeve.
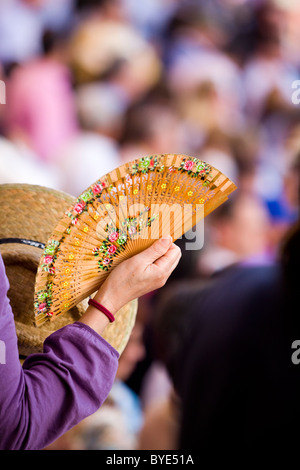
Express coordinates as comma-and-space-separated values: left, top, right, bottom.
0, 255, 119, 450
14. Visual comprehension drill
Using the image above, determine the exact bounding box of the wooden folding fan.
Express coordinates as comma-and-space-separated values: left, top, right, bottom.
34, 154, 237, 326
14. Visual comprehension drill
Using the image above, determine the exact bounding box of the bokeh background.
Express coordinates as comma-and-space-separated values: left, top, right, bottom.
0, 0, 299, 450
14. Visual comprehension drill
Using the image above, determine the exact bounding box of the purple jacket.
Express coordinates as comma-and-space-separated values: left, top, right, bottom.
0, 255, 119, 450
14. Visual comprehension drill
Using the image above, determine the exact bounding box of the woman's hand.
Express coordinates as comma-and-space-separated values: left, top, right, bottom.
96, 236, 181, 313
79, 237, 181, 334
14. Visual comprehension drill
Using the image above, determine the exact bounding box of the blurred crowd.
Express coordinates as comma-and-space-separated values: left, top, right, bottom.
1, 0, 300, 451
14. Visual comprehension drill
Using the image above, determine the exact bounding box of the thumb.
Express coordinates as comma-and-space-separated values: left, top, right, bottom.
143, 236, 173, 263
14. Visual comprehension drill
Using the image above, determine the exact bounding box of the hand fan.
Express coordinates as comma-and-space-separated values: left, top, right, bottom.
34, 154, 237, 326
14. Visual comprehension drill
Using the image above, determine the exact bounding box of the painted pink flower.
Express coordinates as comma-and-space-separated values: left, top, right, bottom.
43, 255, 53, 265
38, 302, 47, 311
46, 311, 54, 317
184, 160, 194, 171
92, 183, 102, 194
107, 244, 117, 255
103, 257, 111, 265
74, 202, 85, 214
109, 231, 119, 242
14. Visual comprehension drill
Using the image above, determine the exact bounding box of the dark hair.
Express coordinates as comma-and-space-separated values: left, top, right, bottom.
41, 29, 70, 56
42, 30, 57, 55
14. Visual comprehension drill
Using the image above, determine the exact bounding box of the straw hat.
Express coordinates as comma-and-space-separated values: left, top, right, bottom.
0, 184, 137, 357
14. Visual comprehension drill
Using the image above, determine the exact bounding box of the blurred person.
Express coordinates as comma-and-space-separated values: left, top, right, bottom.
0, 136, 59, 188
0, 235, 181, 450
55, 81, 123, 197
198, 143, 239, 186
225, 129, 260, 194
282, 124, 300, 215
0, 0, 73, 66
225, 1, 300, 228
250, 107, 300, 250
0, 0, 44, 65
177, 220, 300, 459
119, 100, 188, 163
163, 4, 245, 136
163, 0, 235, 61
174, 78, 245, 142
56, 136, 121, 197
251, 111, 298, 234
4, 28, 78, 163
138, 281, 209, 450
197, 127, 260, 195
283, 151, 300, 223
197, 191, 272, 277
68, 3, 161, 96
242, 2, 298, 119
75, 81, 127, 140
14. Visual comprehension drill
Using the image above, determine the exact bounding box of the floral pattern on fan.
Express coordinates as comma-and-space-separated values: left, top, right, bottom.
65, 181, 106, 224
64, 156, 211, 226
35, 283, 54, 317
93, 209, 159, 271
131, 156, 160, 174
40, 240, 60, 274
179, 158, 212, 183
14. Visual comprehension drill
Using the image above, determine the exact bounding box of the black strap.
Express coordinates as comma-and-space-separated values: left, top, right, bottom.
0, 238, 45, 250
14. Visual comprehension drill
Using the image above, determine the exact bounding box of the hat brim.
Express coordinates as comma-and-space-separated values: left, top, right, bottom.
0, 184, 137, 356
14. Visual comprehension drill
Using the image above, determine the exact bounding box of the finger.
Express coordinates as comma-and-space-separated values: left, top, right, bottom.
141, 236, 173, 263
161, 249, 182, 280
153, 243, 182, 271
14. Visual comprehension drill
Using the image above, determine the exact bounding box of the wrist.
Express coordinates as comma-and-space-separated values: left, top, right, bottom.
93, 287, 119, 316
78, 286, 119, 335
88, 298, 115, 322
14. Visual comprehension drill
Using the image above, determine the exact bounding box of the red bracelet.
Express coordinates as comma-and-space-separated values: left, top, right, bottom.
88, 298, 115, 323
